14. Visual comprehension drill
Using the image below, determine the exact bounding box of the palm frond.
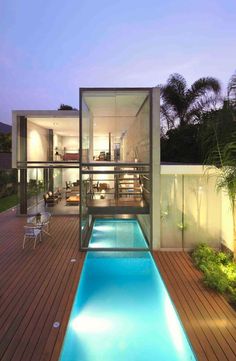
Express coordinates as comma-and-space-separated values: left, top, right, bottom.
166, 73, 187, 95
227, 71, 236, 101
190, 77, 221, 97
160, 103, 176, 130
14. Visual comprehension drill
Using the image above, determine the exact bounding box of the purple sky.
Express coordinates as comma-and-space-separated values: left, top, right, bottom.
1, 0, 236, 125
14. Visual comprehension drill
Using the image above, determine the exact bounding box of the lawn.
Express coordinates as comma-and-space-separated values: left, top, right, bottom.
0, 194, 18, 213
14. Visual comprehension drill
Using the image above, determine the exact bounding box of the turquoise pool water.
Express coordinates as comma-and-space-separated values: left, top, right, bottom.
59, 220, 197, 361
89, 219, 148, 248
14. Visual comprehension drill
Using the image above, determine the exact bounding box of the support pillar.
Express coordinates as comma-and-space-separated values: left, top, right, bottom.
48, 129, 54, 191
19, 116, 27, 214
152, 87, 161, 250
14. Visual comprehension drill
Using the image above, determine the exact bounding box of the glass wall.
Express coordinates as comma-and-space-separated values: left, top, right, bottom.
16, 114, 80, 215
17, 166, 80, 216
80, 89, 152, 250
160, 173, 221, 249
16, 116, 79, 164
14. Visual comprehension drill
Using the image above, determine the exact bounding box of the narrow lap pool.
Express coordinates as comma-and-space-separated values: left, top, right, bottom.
89, 219, 148, 248
59, 220, 197, 361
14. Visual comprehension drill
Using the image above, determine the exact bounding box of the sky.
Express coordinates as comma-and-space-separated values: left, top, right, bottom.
0, 0, 236, 125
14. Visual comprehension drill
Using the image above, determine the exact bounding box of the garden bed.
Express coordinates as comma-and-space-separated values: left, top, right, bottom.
192, 243, 236, 309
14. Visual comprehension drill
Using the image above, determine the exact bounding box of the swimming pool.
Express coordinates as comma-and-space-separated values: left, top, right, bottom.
89, 219, 148, 249
59, 220, 197, 361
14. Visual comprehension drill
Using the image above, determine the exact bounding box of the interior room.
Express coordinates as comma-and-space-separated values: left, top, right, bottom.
19, 115, 80, 215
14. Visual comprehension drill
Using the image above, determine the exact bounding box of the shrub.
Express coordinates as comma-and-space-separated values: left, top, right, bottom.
192, 243, 217, 268
202, 262, 229, 293
222, 263, 236, 284
216, 251, 232, 265
228, 286, 236, 303
192, 243, 236, 305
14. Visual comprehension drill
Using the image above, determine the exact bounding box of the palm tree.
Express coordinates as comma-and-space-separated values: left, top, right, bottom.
208, 137, 236, 260
228, 71, 236, 108
160, 73, 221, 130
203, 73, 236, 259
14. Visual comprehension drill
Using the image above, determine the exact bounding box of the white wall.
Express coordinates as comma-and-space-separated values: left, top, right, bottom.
62, 168, 80, 187
54, 133, 62, 150
221, 190, 234, 252
62, 136, 79, 151
123, 100, 150, 162
27, 121, 48, 161
159, 166, 228, 251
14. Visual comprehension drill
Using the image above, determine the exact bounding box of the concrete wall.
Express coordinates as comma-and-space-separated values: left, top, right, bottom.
11, 113, 17, 168
160, 166, 224, 250
221, 190, 234, 252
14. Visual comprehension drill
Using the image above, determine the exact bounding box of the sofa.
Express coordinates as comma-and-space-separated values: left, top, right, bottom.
43, 192, 59, 207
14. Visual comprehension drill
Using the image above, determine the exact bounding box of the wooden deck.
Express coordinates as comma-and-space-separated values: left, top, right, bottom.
153, 251, 236, 361
0, 209, 236, 361
0, 210, 85, 361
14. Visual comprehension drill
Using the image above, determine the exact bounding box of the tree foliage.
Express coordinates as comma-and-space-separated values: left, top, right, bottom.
58, 104, 78, 111
228, 71, 236, 108
161, 124, 202, 164
160, 73, 221, 130
0, 133, 11, 152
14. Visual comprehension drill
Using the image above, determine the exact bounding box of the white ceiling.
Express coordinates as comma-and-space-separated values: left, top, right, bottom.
84, 90, 148, 136
27, 91, 148, 137
28, 117, 79, 136
84, 91, 148, 117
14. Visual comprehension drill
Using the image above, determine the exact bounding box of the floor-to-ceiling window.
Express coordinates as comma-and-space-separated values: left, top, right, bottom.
79, 88, 152, 250
16, 112, 80, 216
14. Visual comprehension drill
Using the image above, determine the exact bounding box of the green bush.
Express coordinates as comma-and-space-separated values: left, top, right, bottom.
202, 262, 229, 293
217, 251, 232, 265
192, 243, 236, 305
222, 263, 236, 284
228, 286, 236, 303
192, 243, 217, 268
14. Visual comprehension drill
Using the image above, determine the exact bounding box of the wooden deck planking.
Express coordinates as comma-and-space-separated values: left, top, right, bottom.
2, 222, 79, 361
0, 211, 84, 361
1, 209, 236, 361
153, 251, 236, 361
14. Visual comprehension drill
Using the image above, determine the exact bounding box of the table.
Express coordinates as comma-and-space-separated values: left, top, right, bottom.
27, 214, 51, 237
66, 196, 80, 206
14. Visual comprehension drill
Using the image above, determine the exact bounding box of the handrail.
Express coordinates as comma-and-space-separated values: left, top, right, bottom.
81, 170, 149, 174
81, 162, 150, 167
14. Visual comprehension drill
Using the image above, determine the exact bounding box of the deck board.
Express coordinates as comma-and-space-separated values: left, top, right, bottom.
1, 209, 236, 361
0, 210, 84, 361
153, 251, 236, 361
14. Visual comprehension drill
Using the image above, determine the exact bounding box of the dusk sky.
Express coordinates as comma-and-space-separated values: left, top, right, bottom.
1, 0, 236, 125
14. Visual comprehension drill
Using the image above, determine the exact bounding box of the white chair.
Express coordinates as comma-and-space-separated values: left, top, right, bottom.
40, 212, 52, 234
23, 226, 42, 249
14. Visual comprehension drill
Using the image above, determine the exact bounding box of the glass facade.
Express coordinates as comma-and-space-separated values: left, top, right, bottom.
80, 89, 152, 250
16, 113, 80, 216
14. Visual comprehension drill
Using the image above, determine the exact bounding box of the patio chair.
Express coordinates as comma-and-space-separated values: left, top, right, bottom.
23, 226, 42, 249
40, 212, 52, 233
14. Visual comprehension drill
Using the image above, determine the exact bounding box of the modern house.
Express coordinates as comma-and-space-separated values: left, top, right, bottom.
12, 88, 160, 251
12, 87, 233, 253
